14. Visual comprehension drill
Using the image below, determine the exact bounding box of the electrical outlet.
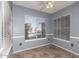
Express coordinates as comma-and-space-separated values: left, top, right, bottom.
48, 38, 50, 41
71, 43, 74, 47
19, 43, 22, 46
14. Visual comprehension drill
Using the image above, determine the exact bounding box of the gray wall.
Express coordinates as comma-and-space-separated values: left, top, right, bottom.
13, 5, 52, 52
50, 2, 79, 54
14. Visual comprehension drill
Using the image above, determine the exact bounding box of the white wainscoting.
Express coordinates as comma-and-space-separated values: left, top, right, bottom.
13, 36, 24, 38
70, 36, 79, 39
13, 43, 50, 54
13, 35, 49, 53
51, 43, 79, 56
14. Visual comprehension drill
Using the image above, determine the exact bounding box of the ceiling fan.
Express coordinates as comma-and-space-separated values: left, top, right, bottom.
40, 1, 54, 10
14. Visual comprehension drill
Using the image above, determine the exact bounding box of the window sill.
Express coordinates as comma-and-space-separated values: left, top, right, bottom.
25, 37, 47, 42
46, 33, 53, 36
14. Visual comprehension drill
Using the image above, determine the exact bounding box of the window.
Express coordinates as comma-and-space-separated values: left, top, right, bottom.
54, 15, 70, 40
25, 15, 46, 40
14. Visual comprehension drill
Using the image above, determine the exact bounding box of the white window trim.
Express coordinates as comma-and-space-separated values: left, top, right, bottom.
13, 36, 47, 42
25, 37, 47, 42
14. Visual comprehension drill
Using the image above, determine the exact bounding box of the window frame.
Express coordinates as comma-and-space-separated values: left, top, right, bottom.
25, 15, 46, 40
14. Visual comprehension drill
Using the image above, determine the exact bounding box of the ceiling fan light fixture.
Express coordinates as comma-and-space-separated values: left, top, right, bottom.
48, 2, 52, 5
50, 4, 53, 8
40, 1, 54, 10
48, 2, 53, 8
46, 2, 53, 9
46, 5, 49, 8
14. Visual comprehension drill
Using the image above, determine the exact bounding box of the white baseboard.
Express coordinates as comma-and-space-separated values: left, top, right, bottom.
51, 43, 79, 56
13, 43, 50, 54
2, 44, 13, 58
0, 48, 3, 54
13, 43, 79, 56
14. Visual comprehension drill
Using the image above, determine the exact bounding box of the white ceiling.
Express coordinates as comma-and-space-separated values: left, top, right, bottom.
13, 1, 75, 14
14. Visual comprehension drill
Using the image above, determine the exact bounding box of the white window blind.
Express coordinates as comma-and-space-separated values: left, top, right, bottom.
54, 15, 70, 40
